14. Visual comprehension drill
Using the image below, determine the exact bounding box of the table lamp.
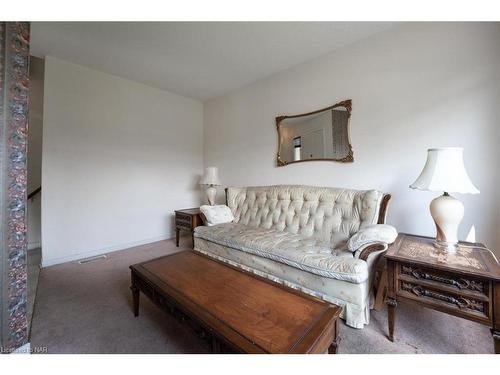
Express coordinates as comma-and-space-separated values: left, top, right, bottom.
200, 167, 220, 206
410, 147, 479, 251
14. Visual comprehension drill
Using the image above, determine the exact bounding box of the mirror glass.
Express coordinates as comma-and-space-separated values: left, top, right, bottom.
276, 100, 353, 166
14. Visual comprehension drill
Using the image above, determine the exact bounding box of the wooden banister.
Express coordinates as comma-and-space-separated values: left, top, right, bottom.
28, 186, 41, 200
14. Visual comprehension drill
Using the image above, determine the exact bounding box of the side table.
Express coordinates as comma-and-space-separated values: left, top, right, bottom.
385, 233, 500, 353
174, 208, 203, 247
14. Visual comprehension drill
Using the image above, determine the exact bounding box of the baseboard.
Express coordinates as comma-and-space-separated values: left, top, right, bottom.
28, 241, 41, 250
41, 235, 172, 268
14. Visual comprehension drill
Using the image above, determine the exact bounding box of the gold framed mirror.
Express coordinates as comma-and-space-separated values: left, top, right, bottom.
276, 99, 353, 166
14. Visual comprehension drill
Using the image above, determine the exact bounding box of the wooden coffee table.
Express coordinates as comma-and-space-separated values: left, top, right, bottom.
130, 251, 341, 354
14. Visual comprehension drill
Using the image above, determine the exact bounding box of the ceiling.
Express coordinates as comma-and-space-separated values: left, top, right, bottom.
31, 22, 398, 101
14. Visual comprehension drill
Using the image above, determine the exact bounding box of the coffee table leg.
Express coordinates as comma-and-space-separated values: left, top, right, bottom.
131, 284, 140, 317
212, 335, 221, 353
328, 338, 340, 354
328, 319, 340, 354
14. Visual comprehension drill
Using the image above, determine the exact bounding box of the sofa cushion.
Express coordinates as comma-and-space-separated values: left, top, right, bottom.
200, 204, 234, 226
226, 185, 384, 247
194, 223, 369, 284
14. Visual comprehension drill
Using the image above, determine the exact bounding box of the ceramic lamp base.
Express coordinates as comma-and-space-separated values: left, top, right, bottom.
205, 185, 217, 206
430, 193, 464, 252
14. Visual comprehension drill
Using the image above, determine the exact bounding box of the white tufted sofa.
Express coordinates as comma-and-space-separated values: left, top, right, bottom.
193, 185, 392, 329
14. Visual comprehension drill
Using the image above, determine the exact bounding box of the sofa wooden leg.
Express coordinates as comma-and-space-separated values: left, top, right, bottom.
374, 269, 387, 311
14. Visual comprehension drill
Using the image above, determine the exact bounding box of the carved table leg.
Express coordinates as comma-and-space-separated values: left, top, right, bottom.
131, 284, 140, 317
212, 335, 221, 353
175, 228, 180, 247
328, 337, 340, 354
328, 318, 340, 354
387, 298, 397, 342
386, 259, 397, 342
493, 282, 499, 354
492, 330, 500, 354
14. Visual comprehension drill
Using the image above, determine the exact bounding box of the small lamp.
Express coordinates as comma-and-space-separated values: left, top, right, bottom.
200, 167, 220, 206
410, 147, 479, 252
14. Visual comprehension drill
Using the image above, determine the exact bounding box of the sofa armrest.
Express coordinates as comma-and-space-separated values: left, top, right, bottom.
355, 242, 388, 261
348, 224, 397, 250
348, 224, 397, 267
354, 242, 389, 289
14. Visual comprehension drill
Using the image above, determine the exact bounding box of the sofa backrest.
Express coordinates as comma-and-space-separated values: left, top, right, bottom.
226, 185, 386, 248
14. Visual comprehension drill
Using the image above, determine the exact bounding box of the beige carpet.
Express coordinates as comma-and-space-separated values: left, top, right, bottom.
30, 238, 494, 354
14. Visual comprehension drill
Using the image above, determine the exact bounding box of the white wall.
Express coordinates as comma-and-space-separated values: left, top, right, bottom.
204, 23, 500, 253
27, 56, 44, 250
42, 56, 204, 266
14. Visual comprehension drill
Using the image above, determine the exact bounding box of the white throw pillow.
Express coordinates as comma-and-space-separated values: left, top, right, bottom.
200, 205, 235, 226
347, 224, 398, 252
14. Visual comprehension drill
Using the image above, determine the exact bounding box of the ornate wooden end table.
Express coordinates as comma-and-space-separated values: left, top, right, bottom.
174, 208, 203, 247
385, 233, 500, 353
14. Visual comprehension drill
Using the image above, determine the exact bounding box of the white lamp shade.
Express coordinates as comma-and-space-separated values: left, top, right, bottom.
410, 147, 479, 194
200, 167, 220, 186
